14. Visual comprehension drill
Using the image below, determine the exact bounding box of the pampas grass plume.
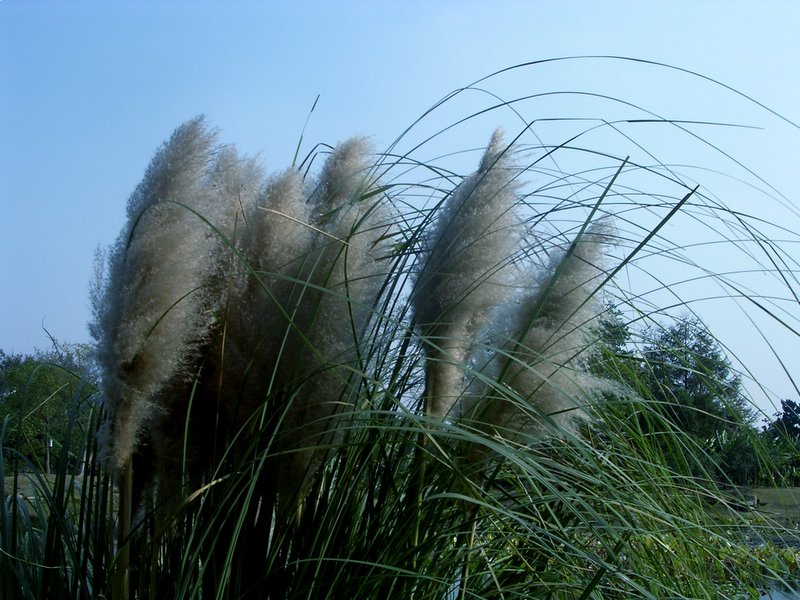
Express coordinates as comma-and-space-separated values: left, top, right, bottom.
413, 129, 523, 418
463, 223, 614, 447
92, 117, 224, 472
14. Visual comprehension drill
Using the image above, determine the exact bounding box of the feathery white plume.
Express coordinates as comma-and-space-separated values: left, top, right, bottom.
92, 117, 224, 471
413, 130, 523, 417
274, 137, 392, 508
461, 223, 614, 448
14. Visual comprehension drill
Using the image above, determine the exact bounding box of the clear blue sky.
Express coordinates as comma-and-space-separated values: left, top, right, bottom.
2, 1, 799, 417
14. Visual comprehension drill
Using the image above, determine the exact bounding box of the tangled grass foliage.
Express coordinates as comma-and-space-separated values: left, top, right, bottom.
2, 58, 799, 599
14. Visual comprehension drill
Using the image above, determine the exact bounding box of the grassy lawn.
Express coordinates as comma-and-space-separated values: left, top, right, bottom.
5, 473, 48, 499
4, 473, 73, 498
753, 487, 800, 529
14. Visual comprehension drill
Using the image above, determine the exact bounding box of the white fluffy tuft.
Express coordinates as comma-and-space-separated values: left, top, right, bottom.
413, 129, 523, 417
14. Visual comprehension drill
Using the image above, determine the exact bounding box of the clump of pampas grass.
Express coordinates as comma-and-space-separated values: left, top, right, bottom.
92, 120, 613, 511
91, 118, 616, 599
92, 118, 394, 521
44, 61, 797, 600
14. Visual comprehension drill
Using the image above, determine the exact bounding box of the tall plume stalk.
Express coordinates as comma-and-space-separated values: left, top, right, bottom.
461, 224, 613, 453
410, 132, 614, 597
90, 117, 254, 596
90, 117, 248, 484
225, 136, 393, 513
412, 130, 523, 418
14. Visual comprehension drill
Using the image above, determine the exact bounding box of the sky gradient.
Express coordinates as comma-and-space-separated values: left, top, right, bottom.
2, 1, 799, 417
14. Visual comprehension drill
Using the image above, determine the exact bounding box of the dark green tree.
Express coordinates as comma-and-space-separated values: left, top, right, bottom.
760, 399, 800, 485
0, 343, 98, 473
765, 399, 800, 439
642, 317, 753, 440
714, 428, 762, 486
592, 316, 763, 485
595, 304, 632, 355
589, 303, 640, 382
